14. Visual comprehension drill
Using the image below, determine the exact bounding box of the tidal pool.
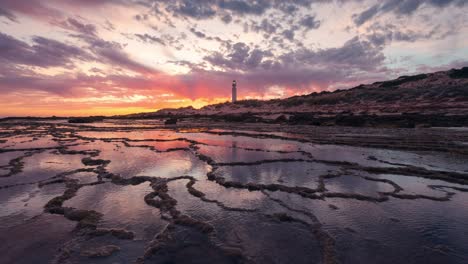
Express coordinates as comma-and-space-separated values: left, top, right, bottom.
0, 120, 467, 264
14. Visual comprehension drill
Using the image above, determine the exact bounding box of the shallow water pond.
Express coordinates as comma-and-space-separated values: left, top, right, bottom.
0, 121, 467, 264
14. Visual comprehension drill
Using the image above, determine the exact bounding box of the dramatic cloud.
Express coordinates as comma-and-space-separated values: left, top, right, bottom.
134, 33, 165, 45
353, 0, 467, 25
0, 7, 17, 22
300, 15, 321, 30
0, 33, 92, 68
58, 18, 98, 36
0, 0, 466, 116
0, 0, 62, 20
198, 36, 388, 99
190, 28, 208, 39
149, 0, 317, 20
251, 19, 279, 35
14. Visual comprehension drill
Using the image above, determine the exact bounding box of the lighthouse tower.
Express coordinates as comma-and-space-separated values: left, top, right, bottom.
232, 80, 237, 103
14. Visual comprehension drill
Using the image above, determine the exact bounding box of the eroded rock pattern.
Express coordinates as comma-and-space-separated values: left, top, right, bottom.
1, 119, 468, 264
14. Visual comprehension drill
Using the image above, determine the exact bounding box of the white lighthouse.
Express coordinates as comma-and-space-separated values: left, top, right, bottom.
232, 80, 237, 103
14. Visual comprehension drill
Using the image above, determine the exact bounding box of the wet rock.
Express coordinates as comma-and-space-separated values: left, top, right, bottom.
90, 228, 135, 240
275, 115, 288, 123
186, 183, 205, 198
68, 116, 104, 123
142, 225, 240, 264
111, 229, 135, 240
81, 157, 110, 166
223, 181, 244, 189
272, 213, 295, 222
220, 246, 244, 259
246, 183, 261, 191
63, 208, 102, 228
164, 118, 178, 125
217, 113, 263, 123
174, 215, 214, 233
80, 245, 120, 258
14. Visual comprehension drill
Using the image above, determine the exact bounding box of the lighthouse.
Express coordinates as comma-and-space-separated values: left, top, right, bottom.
232, 80, 237, 103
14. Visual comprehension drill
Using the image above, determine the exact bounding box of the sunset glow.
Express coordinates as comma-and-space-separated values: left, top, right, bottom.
1, 0, 467, 116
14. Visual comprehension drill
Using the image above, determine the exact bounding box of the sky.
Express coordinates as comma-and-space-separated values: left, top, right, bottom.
0, 0, 467, 117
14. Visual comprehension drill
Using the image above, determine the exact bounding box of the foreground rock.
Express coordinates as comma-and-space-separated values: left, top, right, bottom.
80, 245, 120, 258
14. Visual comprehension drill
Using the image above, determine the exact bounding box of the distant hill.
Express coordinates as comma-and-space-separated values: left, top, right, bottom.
122, 67, 468, 127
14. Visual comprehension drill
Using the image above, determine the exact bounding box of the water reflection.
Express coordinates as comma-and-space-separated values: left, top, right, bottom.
0, 122, 467, 263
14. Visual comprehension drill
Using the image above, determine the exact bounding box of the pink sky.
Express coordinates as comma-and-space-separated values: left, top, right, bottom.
0, 0, 467, 116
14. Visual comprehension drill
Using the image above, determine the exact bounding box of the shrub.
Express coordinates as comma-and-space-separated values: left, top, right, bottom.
379, 74, 427, 87
449, 67, 468, 79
